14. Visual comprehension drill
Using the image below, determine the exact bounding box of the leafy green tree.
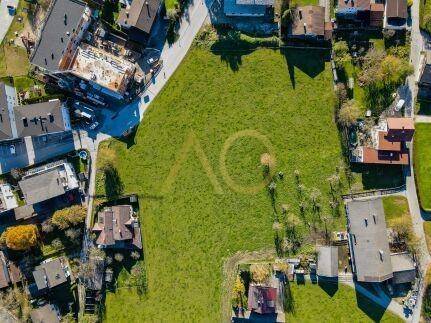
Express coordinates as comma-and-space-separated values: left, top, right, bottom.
338, 100, 361, 128
333, 41, 350, 69
51, 205, 86, 229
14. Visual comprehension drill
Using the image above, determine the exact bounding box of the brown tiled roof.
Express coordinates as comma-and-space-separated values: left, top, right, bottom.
386, 0, 407, 18
387, 117, 414, 130
363, 147, 409, 164
370, 3, 384, 26
93, 205, 142, 249
292, 6, 325, 36
338, 0, 370, 10
378, 132, 401, 151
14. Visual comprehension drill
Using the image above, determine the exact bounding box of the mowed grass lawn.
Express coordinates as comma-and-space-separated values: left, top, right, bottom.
414, 123, 431, 211
100, 47, 351, 322
287, 281, 402, 322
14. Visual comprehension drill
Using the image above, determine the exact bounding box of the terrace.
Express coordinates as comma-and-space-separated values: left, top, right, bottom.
70, 43, 135, 96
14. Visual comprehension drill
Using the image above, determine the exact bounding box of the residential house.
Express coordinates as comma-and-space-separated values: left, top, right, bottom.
30, 257, 70, 297
317, 246, 338, 278
248, 285, 277, 314
0, 83, 71, 143
288, 6, 333, 42
92, 205, 142, 249
384, 0, 408, 30
351, 117, 414, 165
335, 0, 384, 29
390, 252, 416, 284
0, 184, 18, 214
224, 0, 274, 18
30, 303, 61, 323
117, 0, 162, 45
30, 0, 136, 100
18, 160, 79, 205
0, 251, 22, 289
346, 199, 416, 283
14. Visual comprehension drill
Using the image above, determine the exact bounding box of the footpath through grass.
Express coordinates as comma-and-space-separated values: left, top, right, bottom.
286, 281, 403, 322
414, 123, 431, 211
98, 47, 366, 321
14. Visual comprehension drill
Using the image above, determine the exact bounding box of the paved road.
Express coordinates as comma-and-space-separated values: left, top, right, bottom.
98, 0, 212, 138
404, 0, 431, 321
0, 0, 18, 44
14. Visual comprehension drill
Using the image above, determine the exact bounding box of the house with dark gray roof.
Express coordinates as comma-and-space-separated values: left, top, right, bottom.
18, 160, 79, 205
317, 246, 338, 278
224, 0, 274, 17
390, 252, 416, 284
346, 199, 393, 282
0, 83, 71, 143
14, 99, 71, 138
30, 304, 61, 323
117, 0, 161, 44
31, 257, 70, 296
92, 205, 142, 249
346, 199, 417, 284
30, 0, 91, 73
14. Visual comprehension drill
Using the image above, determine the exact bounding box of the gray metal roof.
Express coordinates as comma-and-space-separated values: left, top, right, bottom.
33, 258, 67, 291
391, 252, 416, 284
0, 83, 14, 141
346, 199, 393, 282
317, 246, 338, 277
30, 304, 60, 323
30, 0, 86, 72
13, 99, 67, 138
236, 0, 274, 5
19, 168, 67, 205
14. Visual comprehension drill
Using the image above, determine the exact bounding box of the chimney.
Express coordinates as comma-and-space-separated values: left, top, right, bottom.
364, 218, 368, 227
145, 1, 150, 16
303, 22, 307, 33
22, 117, 28, 127
379, 250, 384, 261
299, 9, 302, 19
373, 214, 376, 224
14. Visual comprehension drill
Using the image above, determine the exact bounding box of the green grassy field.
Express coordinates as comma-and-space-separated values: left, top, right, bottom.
382, 195, 411, 227
420, 0, 431, 34
97, 46, 379, 321
414, 123, 431, 211
286, 281, 402, 322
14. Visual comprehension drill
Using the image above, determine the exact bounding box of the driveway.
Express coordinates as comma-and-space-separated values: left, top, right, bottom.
0, 0, 18, 44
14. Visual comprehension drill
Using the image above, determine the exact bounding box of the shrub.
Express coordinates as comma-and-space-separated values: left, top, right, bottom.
250, 263, 271, 283
114, 253, 124, 262
65, 228, 82, 242
1, 225, 39, 251
333, 41, 350, 69
51, 205, 87, 229
51, 238, 64, 250
131, 251, 140, 260
41, 219, 54, 233
338, 100, 361, 128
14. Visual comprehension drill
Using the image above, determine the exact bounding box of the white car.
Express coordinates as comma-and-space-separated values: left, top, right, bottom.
89, 121, 99, 130
9, 144, 15, 155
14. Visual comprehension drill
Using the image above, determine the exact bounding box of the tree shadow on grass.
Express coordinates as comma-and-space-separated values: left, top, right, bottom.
103, 163, 124, 200
280, 48, 329, 89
